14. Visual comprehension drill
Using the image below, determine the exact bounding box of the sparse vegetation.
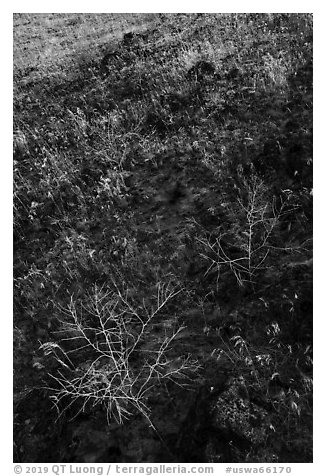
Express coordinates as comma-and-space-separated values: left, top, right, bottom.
14, 13, 312, 463
44, 282, 199, 426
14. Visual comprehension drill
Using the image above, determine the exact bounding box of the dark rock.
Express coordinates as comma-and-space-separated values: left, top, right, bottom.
161, 92, 190, 112
253, 139, 285, 177
145, 111, 169, 135
100, 50, 121, 74
167, 180, 187, 205
177, 376, 272, 462
288, 59, 312, 90
187, 61, 217, 81
284, 142, 308, 178
226, 67, 240, 80
122, 31, 149, 46
210, 377, 270, 446
67, 420, 120, 463
123, 31, 135, 46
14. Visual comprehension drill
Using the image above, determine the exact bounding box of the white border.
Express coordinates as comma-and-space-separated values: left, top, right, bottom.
8, 1, 317, 14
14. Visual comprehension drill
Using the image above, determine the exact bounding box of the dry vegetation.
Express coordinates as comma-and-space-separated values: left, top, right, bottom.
14, 13, 312, 463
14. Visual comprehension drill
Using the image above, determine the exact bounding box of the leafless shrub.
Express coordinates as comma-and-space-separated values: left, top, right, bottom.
41, 281, 199, 425
197, 174, 298, 289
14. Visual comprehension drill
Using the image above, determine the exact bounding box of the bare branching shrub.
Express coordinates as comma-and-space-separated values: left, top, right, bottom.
42, 282, 199, 424
197, 173, 295, 289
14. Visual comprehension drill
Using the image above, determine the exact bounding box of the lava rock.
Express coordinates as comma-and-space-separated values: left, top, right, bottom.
187, 61, 217, 81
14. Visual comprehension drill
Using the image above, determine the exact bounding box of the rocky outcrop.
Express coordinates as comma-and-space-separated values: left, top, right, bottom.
177, 376, 272, 462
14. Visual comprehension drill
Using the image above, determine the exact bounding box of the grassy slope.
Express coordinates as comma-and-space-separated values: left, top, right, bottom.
14, 13, 312, 463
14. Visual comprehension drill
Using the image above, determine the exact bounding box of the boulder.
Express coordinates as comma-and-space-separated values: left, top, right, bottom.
177, 375, 272, 462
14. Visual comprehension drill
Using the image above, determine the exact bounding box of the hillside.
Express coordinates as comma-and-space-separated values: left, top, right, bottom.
13, 13, 313, 463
